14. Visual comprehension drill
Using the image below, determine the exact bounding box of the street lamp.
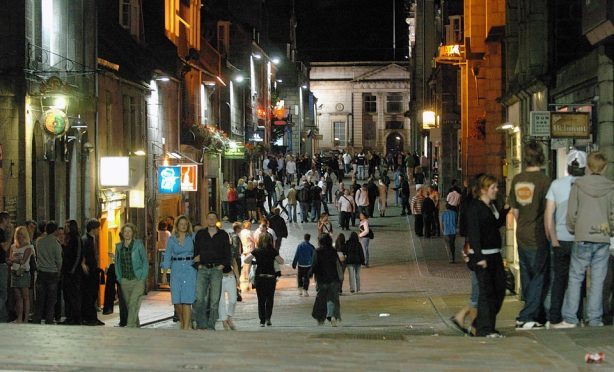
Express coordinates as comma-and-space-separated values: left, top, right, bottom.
234, 74, 245, 83
422, 110, 436, 128
271, 56, 281, 65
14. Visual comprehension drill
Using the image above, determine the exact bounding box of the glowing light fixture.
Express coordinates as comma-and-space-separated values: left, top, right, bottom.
272, 57, 281, 65
422, 110, 436, 128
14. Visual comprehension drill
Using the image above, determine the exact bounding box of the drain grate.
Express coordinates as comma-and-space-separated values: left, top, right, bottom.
312, 332, 409, 341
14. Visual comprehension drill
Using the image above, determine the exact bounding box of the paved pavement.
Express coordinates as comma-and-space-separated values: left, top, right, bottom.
1, 177, 613, 370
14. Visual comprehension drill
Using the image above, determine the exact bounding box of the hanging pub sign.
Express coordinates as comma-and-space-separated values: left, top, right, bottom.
158, 166, 181, 194
248, 127, 265, 142
42, 109, 69, 136
550, 112, 591, 139
223, 144, 246, 159
180, 164, 198, 192
529, 111, 551, 137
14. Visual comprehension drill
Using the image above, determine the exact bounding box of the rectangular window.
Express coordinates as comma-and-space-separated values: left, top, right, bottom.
363, 95, 376, 113
333, 122, 346, 147
386, 94, 403, 113
119, 0, 140, 40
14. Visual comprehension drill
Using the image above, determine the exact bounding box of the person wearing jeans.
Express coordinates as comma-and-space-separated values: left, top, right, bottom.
114, 223, 149, 328
544, 149, 586, 327
218, 268, 238, 330
345, 232, 364, 293
559, 152, 614, 328
292, 234, 315, 296
358, 213, 371, 267
193, 212, 232, 330
33, 221, 63, 324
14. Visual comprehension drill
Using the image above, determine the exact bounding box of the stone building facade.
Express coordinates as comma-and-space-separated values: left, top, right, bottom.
309, 62, 411, 154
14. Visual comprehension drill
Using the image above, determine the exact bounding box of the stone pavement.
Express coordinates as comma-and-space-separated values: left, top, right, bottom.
2, 177, 613, 370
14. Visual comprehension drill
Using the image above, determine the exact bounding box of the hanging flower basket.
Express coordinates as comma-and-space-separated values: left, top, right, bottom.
245, 142, 269, 158
190, 125, 230, 153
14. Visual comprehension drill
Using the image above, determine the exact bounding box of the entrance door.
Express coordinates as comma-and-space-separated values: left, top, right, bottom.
386, 132, 404, 154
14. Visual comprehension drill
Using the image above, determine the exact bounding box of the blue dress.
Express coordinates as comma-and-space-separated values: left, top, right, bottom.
161, 235, 197, 304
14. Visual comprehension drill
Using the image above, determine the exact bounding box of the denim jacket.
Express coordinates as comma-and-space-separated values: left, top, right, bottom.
114, 239, 149, 281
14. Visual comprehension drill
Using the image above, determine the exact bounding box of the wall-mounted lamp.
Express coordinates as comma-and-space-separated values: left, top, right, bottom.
495, 122, 516, 132
252, 53, 262, 60
234, 75, 245, 83
156, 76, 170, 82
271, 56, 281, 65
422, 110, 436, 128
133, 150, 146, 156
301, 84, 308, 89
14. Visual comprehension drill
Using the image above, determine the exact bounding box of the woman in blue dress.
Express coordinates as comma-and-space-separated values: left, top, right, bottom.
161, 215, 197, 330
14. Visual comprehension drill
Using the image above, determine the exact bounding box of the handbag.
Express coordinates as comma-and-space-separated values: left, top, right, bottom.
336, 258, 344, 282
248, 263, 257, 287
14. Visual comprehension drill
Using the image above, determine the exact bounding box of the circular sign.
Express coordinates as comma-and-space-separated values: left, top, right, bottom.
43, 109, 69, 136
335, 103, 344, 111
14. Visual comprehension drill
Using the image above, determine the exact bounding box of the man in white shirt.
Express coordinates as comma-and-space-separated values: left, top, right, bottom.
262, 157, 270, 175
286, 157, 297, 185
355, 183, 369, 217
343, 152, 352, 175
337, 189, 355, 230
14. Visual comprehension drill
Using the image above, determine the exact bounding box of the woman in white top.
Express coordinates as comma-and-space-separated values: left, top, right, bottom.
7, 226, 35, 323
358, 213, 371, 268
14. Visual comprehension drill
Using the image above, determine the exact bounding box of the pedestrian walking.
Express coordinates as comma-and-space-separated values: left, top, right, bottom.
467, 174, 509, 338
297, 180, 312, 223
358, 213, 372, 267
422, 190, 436, 238
509, 141, 551, 331
292, 234, 315, 296
367, 179, 378, 218
377, 179, 387, 217
335, 233, 347, 294
32, 221, 62, 324
244, 233, 284, 327
160, 216, 197, 330
268, 208, 288, 251
286, 157, 297, 185
355, 183, 369, 217
411, 187, 425, 237
317, 213, 334, 237
114, 223, 148, 328
558, 152, 614, 328
311, 234, 342, 327
218, 231, 239, 331
441, 205, 458, 263
338, 189, 355, 231
400, 175, 411, 216
311, 181, 323, 222
80, 218, 104, 326
237, 178, 247, 221
286, 184, 298, 223
273, 180, 289, 217
345, 232, 365, 293
193, 212, 232, 330
7, 226, 34, 323
544, 149, 586, 329
429, 186, 441, 235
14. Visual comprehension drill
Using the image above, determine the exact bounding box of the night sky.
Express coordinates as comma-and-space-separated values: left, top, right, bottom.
295, 0, 410, 62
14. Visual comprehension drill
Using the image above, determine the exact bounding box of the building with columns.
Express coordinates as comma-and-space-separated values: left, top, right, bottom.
309, 62, 411, 154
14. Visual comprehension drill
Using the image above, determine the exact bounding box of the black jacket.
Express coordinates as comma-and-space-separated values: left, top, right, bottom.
422, 197, 436, 215
297, 186, 312, 203
344, 239, 365, 265
263, 175, 275, 191
268, 215, 288, 239
311, 247, 340, 284
367, 182, 378, 199
311, 185, 322, 201
81, 234, 98, 277
62, 235, 83, 275
467, 200, 509, 263
194, 228, 232, 270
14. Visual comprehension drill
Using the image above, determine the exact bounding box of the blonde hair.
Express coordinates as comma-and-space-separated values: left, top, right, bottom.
587, 152, 607, 174
473, 174, 498, 198
258, 232, 273, 249
120, 223, 138, 240
173, 215, 193, 237
13, 226, 31, 247
242, 220, 252, 229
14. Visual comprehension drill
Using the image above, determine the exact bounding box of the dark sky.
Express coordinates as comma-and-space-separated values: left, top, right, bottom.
295, 0, 410, 62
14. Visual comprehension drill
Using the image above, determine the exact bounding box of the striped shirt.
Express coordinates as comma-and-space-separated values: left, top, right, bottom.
411, 194, 425, 215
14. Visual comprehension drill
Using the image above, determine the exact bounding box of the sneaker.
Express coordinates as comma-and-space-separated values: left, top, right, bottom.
330, 317, 337, 327
303, 289, 309, 297
549, 321, 577, 329
515, 321, 545, 331
298, 288, 303, 296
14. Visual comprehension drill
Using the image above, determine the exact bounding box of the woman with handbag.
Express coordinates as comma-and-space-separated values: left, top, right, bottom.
466, 174, 509, 338
160, 216, 197, 330
244, 233, 284, 327
317, 213, 333, 238
311, 234, 342, 327
114, 223, 149, 328
7, 226, 34, 323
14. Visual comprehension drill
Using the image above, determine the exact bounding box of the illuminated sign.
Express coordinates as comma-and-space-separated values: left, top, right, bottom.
100, 157, 129, 186
158, 166, 181, 194
530, 111, 551, 137
180, 164, 198, 192
42, 109, 69, 136
223, 144, 246, 159
435, 44, 465, 64
550, 112, 591, 139
422, 110, 436, 129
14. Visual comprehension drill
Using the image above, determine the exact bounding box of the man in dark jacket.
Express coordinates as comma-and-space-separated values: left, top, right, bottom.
81, 218, 104, 326
297, 180, 312, 223
263, 173, 276, 212
268, 208, 288, 251
367, 179, 378, 218
310, 182, 323, 222
422, 192, 436, 238
310, 234, 341, 325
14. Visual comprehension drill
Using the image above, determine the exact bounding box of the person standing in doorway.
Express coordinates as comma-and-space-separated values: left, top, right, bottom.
509, 141, 551, 331
193, 212, 232, 330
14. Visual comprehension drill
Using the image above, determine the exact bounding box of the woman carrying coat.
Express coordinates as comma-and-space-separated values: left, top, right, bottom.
160, 215, 197, 330
466, 174, 509, 338
311, 234, 342, 327
114, 223, 149, 328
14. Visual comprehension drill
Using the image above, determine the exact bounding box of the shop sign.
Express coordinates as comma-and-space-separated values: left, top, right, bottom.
249, 128, 265, 142
529, 111, 551, 137
100, 157, 129, 186
273, 120, 287, 126
223, 144, 246, 160
42, 108, 69, 136
180, 164, 198, 192
550, 112, 591, 139
436, 44, 465, 64
158, 166, 181, 194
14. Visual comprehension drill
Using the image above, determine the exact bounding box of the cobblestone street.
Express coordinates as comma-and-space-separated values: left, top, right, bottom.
1, 188, 613, 370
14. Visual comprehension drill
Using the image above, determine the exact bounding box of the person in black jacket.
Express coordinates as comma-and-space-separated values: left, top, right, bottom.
263, 174, 276, 212
60, 220, 83, 325
467, 174, 509, 338
268, 208, 288, 251
344, 232, 365, 293
366, 179, 378, 218
80, 218, 104, 326
422, 191, 436, 238
311, 234, 342, 326
400, 176, 411, 216
297, 180, 312, 223
310, 182, 322, 222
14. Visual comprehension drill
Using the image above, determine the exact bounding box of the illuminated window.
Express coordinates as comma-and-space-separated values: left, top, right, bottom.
386, 94, 403, 113
333, 122, 346, 146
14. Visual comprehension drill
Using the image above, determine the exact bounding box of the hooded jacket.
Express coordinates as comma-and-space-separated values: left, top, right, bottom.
567, 174, 614, 243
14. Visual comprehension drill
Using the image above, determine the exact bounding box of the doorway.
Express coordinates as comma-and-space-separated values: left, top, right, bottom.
386, 132, 404, 155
